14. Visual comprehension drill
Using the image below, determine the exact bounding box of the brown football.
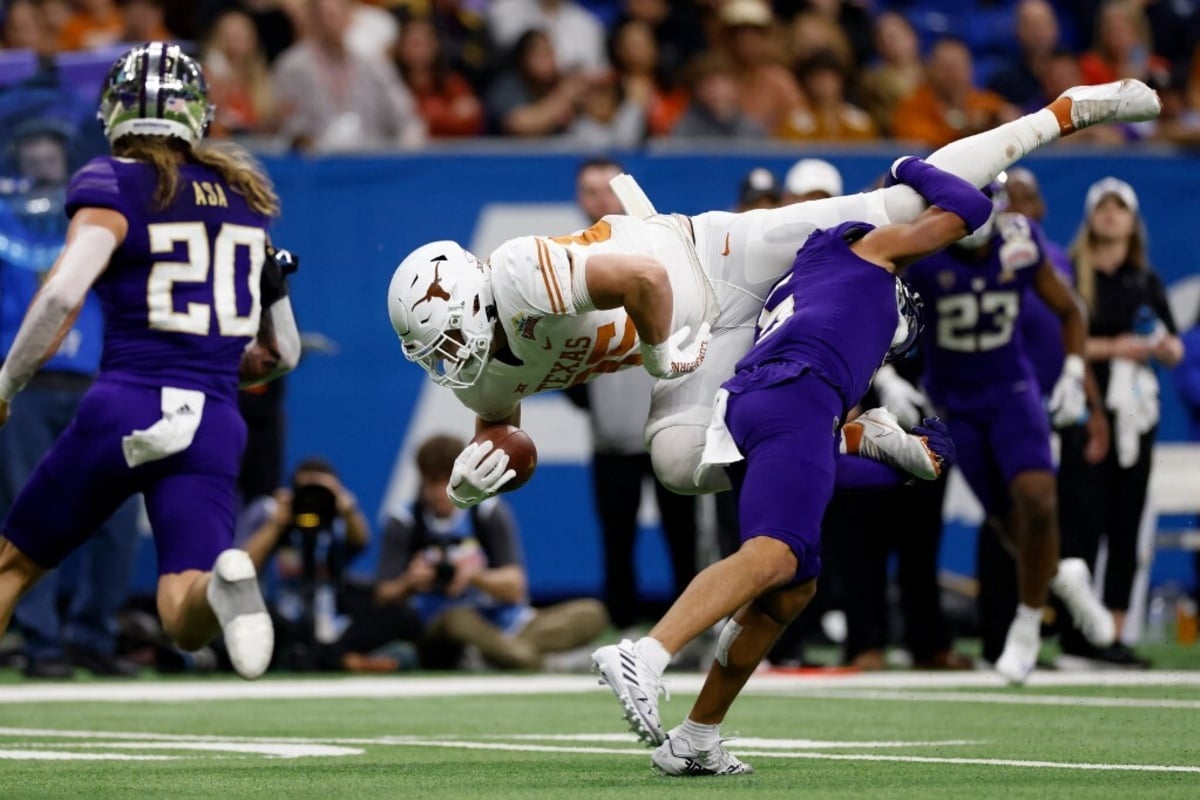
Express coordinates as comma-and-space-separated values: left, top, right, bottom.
471, 425, 538, 492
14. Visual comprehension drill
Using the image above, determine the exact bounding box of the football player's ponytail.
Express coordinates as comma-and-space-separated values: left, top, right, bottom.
112, 134, 187, 211
111, 135, 279, 217
191, 142, 280, 218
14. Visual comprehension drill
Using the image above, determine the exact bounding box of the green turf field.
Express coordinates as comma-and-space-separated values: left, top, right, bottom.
0, 670, 1198, 799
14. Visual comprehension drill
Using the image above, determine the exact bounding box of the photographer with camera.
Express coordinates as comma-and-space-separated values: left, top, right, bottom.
376, 434, 607, 671
237, 456, 375, 671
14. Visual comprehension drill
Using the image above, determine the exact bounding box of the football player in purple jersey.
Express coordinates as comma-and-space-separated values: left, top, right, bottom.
593, 157, 990, 775
0, 44, 299, 679
900, 184, 1116, 685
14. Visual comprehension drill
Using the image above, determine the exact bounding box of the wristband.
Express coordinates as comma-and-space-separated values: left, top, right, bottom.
893, 157, 994, 232
640, 339, 673, 376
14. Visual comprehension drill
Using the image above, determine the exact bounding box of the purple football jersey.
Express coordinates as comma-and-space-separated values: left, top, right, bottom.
904, 213, 1048, 407
66, 156, 270, 403
725, 222, 898, 413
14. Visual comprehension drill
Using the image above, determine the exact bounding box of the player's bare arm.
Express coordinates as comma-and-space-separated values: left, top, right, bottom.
850, 208, 973, 271
584, 252, 710, 379
1034, 260, 1086, 357
584, 253, 673, 345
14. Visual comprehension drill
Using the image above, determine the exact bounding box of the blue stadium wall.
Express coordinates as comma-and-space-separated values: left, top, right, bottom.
246, 149, 1199, 601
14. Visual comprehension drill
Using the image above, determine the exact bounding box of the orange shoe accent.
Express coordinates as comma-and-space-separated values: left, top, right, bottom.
841, 420, 864, 454
1048, 96, 1075, 134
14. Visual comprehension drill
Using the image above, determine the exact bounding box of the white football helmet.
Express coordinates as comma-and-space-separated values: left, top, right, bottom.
388, 241, 496, 388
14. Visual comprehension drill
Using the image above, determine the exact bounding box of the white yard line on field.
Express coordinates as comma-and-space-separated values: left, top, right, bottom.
1, 670, 1200, 704
1, 728, 1196, 773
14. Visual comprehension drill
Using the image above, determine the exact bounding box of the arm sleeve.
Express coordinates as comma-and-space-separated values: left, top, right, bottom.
892, 157, 993, 231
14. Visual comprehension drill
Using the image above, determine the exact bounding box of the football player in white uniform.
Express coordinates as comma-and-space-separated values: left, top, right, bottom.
387, 79, 1160, 507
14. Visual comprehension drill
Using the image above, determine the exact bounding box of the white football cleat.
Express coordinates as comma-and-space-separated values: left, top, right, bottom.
842, 407, 941, 480
1059, 79, 1161, 131
1051, 558, 1116, 648
994, 613, 1041, 686
652, 731, 754, 776
592, 639, 669, 746
206, 549, 274, 680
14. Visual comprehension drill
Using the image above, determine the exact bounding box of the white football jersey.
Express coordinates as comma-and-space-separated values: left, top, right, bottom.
453, 214, 711, 421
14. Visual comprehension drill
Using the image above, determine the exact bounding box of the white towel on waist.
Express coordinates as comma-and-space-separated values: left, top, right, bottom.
1106, 358, 1159, 468
694, 388, 744, 485
122, 387, 206, 468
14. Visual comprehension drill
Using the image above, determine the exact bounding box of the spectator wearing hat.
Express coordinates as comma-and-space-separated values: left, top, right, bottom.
781, 158, 842, 204
735, 167, 781, 211
777, 49, 878, 142
1060, 176, 1184, 668
717, 0, 806, 134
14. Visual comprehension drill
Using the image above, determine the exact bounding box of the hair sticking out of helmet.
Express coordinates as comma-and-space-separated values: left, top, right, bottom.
388, 241, 497, 389
98, 43, 214, 147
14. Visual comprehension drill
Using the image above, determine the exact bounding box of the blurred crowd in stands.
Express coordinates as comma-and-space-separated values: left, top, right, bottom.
2, 0, 1199, 151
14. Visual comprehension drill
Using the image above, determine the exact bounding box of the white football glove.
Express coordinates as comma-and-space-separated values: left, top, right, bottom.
447, 440, 516, 509
873, 364, 929, 430
1048, 354, 1088, 428
641, 323, 711, 380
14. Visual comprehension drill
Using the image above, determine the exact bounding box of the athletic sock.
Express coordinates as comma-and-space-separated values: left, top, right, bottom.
634, 636, 671, 675
679, 718, 720, 750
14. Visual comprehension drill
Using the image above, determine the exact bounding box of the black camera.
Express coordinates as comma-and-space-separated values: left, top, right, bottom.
290, 483, 337, 534
434, 559, 458, 590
